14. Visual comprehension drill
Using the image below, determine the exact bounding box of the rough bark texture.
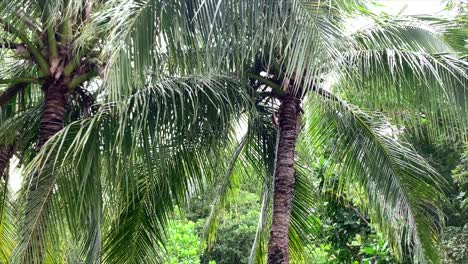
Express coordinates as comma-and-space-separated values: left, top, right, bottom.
37, 82, 68, 148
267, 94, 302, 264
0, 145, 14, 181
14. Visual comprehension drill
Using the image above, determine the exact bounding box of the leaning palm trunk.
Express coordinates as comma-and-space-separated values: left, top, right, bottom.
268, 93, 302, 264
0, 145, 13, 180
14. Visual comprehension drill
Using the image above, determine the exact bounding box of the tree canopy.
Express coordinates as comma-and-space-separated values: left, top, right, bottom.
0, 1, 467, 263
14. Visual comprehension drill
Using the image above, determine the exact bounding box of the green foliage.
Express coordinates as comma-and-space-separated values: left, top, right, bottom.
302, 98, 448, 263
441, 225, 468, 264
397, 119, 468, 263
187, 190, 260, 264
305, 234, 395, 264
164, 220, 201, 264
198, 192, 259, 264
305, 243, 332, 264
301, 161, 397, 264
403, 124, 466, 226
452, 148, 468, 216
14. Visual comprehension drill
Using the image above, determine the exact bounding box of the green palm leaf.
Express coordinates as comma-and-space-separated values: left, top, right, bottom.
15, 74, 251, 263
302, 94, 447, 263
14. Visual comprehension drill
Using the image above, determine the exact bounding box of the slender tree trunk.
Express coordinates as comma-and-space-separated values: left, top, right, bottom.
267, 94, 302, 264
25, 81, 69, 263
0, 145, 14, 181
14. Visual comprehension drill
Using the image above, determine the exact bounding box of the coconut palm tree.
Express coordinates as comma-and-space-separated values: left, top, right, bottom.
190, 1, 467, 263
1, 1, 467, 264
0, 1, 250, 263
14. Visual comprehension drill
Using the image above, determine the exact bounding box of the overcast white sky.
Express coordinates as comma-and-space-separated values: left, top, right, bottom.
376, 0, 447, 15
7, 0, 449, 193
344, 0, 450, 33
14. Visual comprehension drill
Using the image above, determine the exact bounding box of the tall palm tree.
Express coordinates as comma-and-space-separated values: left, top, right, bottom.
0, 1, 251, 263
191, 1, 467, 263
0, 1, 466, 264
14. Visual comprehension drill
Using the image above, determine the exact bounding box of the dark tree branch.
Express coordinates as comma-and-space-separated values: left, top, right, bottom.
247, 73, 286, 96
347, 204, 370, 225
0, 83, 28, 107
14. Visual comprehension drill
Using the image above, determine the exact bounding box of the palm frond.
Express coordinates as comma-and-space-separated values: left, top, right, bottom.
302, 94, 448, 263
202, 128, 249, 245
335, 49, 467, 141
13, 74, 251, 263
352, 20, 453, 53
0, 179, 16, 262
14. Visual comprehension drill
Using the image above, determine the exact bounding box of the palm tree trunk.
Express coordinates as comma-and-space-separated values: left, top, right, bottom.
267, 94, 302, 264
25, 82, 68, 263
37, 83, 68, 148
0, 145, 13, 181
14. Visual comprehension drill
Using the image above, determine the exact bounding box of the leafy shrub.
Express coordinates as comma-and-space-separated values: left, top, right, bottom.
441, 225, 468, 264
164, 220, 201, 264
452, 148, 468, 218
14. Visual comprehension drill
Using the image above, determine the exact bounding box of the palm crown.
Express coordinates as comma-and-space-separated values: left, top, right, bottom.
0, 0, 467, 264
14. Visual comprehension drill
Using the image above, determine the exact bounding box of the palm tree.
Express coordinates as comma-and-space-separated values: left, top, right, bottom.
192, 1, 467, 263
0, 1, 466, 264
0, 1, 251, 263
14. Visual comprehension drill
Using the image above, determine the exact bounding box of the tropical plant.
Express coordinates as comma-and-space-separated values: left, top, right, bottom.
441, 225, 468, 264
440, 0, 468, 57
451, 147, 468, 220
164, 220, 201, 264
191, 1, 467, 263
1, 1, 467, 264
304, 159, 397, 264
0, 0, 250, 263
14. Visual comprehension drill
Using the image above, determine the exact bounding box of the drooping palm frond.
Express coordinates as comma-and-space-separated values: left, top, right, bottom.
0, 61, 43, 119
414, 2, 468, 57
332, 19, 468, 141
0, 188, 15, 263
301, 94, 448, 263
194, 0, 467, 128
81, 0, 206, 102
194, 0, 364, 83
335, 49, 467, 140
0, 1, 465, 263
352, 20, 453, 53
201, 127, 249, 244
11, 74, 251, 263
193, 0, 467, 141
286, 163, 320, 263
0, 104, 42, 158
244, 105, 278, 264
94, 0, 372, 102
